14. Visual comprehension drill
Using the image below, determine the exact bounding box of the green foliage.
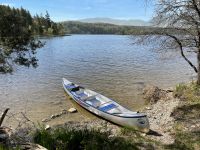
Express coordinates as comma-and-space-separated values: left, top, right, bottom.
0, 5, 64, 73
170, 83, 200, 149
120, 127, 139, 136
32, 11, 65, 36
0, 5, 44, 73
165, 130, 200, 150
172, 104, 200, 121
0, 144, 7, 150
61, 21, 183, 35
33, 127, 138, 150
174, 82, 200, 103
174, 83, 188, 98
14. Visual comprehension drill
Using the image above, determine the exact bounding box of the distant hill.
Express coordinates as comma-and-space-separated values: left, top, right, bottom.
77, 17, 151, 26
61, 21, 177, 35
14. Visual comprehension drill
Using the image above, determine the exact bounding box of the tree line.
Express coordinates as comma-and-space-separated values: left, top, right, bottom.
0, 5, 43, 73
0, 5, 65, 37
61, 21, 181, 35
33, 11, 65, 35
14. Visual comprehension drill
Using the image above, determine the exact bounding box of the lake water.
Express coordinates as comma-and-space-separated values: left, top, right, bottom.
0, 35, 195, 126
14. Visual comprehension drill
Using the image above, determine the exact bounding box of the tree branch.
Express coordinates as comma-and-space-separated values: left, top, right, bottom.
0, 108, 9, 126
166, 33, 198, 73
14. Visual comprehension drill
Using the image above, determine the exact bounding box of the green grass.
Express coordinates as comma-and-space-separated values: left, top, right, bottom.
33, 125, 165, 150
165, 130, 200, 150
0, 145, 7, 150
174, 82, 200, 103
171, 82, 200, 150
0, 144, 19, 150
33, 127, 139, 150
173, 82, 200, 122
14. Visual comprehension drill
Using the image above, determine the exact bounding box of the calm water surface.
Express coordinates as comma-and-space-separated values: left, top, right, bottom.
0, 35, 195, 126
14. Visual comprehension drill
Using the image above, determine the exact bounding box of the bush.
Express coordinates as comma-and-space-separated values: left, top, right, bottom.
33, 127, 137, 150
165, 130, 200, 150
173, 83, 188, 98
173, 83, 200, 103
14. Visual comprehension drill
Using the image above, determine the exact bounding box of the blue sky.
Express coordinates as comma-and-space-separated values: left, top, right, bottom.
0, 0, 155, 22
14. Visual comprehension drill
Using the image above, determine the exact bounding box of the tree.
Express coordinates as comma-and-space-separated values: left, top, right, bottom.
45, 11, 51, 28
136, 0, 200, 84
0, 5, 43, 73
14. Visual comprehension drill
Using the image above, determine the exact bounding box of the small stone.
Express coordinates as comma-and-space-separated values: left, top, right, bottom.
68, 108, 77, 113
55, 114, 60, 117
0, 133, 9, 140
42, 118, 49, 122
61, 109, 67, 114
191, 125, 195, 128
146, 106, 152, 110
100, 129, 106, 133
45, 125, 51, 130
108, 135, 115, 138
51, 115, 56, 119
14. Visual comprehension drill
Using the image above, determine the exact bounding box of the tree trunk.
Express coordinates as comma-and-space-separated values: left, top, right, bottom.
197, 51, 200, 85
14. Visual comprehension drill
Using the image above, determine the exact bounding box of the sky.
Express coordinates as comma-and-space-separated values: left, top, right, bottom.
0, 0, 155, 22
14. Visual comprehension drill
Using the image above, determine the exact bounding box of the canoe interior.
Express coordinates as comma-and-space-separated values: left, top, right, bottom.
63, 79, 140, 117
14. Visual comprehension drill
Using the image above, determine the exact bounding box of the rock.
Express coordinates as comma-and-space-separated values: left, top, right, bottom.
143, 85, 168, 104
62, 109, 67, 112
51, 115, 56, 119
42, 118, 50, 122
141, 133, 146, 137
45, 125, 51, 130
35, 144, 48, 150
108, 134, 115, 138
0, 128, 10, 144
55, 113, 60, 117
19, 143, 48, 150
100, 129, 106, 133
68, 108, 77, 113
146, 106, 152, 110
61, 109, 67, 114
0, 133, 9, 140
111, 128, 120, 136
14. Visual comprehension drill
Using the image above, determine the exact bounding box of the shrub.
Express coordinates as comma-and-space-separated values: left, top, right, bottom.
33, 127, 137, 150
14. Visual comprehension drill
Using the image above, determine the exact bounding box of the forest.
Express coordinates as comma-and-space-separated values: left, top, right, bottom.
0, 5, 65, 36
0, 5, 180, 36
61, 21, 181, 35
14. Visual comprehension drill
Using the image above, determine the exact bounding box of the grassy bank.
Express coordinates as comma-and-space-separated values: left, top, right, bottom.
169, 82, 200, 150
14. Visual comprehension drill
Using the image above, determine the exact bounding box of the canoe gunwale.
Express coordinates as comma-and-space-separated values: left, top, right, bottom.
63, 81, 147, 119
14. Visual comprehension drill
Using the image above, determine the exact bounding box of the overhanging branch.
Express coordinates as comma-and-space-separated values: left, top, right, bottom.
166, 33, 198, 73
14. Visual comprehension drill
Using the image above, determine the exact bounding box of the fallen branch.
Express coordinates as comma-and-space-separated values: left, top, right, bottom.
0, 108, 9, 126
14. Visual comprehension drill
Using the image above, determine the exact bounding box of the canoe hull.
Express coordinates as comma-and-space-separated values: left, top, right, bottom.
62, 78, 149, 132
